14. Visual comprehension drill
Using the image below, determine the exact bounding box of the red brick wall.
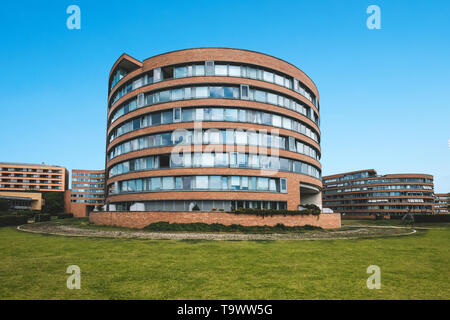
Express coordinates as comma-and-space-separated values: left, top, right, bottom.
89, 211, 341, 229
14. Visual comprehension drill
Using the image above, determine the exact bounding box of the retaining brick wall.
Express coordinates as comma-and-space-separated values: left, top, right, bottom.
89, 211, 341, 229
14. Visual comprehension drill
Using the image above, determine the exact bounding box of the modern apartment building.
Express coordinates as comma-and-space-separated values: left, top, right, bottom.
434, 193, 449, 214
105, 48, 322, 213
0, 162, 68, 192
322, 169, 434, 216
66, 169, 105, 217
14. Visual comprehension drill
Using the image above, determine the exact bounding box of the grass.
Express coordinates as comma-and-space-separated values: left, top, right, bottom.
0, 220, 449, 299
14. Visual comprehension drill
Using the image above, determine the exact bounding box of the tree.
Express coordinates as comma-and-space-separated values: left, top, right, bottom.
41, 192, 64, 215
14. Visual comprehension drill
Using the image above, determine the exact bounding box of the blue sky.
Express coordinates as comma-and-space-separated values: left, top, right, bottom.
0, 0, 449, 192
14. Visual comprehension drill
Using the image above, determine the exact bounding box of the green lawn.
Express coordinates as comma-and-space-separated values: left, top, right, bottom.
0, 222, 449, 299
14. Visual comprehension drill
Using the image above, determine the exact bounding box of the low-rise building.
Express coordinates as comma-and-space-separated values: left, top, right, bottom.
322, 169, 434, 217
0, 162, 68, 192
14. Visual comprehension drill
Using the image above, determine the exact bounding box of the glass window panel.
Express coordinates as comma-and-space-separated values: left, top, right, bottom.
225, 108, 238, 121
224, 87, 234, 98
210, 86, 224, 98
174, 66, 188, 78
211, 108, 224, 121
159, 90, 170, 102
215, 65, 227, 76
201, 153, 215, 167
263, 71, 274, 82
195, 87, 208, 98
182, 176, 191, 189
229, 65, 241, 77
241, 176, 249, 190
257, 177, 269, 191
235, 131, 247, 145
267, 93, 278, 105
172, 88, 183, 101
274, 74, 284, 86
248, 67, 257, 79
152, 113, 161, 125
195, 65, 205, 76
195, 176, 208, 189
195, 108, 204, 121
210, 176, 222, 189
272, 115, 282, 127
215, 153, 228, 167
231, 176, 241, 190
151, 177, 161, 190
162, 177, 174, 190
254, 90, 266, 102
162, 111, 172, 124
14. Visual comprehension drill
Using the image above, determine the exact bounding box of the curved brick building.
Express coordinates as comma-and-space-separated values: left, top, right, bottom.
322, 169, 434, 217
104, 48, 322, 214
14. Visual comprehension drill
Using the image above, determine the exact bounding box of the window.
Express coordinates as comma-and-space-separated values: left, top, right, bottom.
195, 86, 208, 98
159, 90, 170, 103
230, 176, 241, 190
182, 109, 193, 121
280, 178, 287, 193
205, 61, 215, 76
162, 177, 174, 190
192, 108, 203, 121
267, 93, 278, 105
215, 65, 227, 76
195, 176, 208, 189
240, 85, 249, 99
211, 108, 224, 121
172, 88, 183, 100
263, 71, 274, 82
257, 177, 269, 191
162, 111, 172, 124
162, 66, 174, 80
235, 131, 247, 145
174, 66, 188, 78
137, 93, 144, 107
173, 108, 181, 122
210, 87, 223, 98
195, 65, 205, 76
153, 68, 161, 82
229, 65, 241, 77
254, 90, 266, 102
225, 109, 238, 121
210, 176, 222, 189
151, 177, 161, 190
182, 176, 192, 189
224, 87, 234, 98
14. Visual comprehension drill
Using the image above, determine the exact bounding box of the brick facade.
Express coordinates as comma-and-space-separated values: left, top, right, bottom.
89, 211, 341, 229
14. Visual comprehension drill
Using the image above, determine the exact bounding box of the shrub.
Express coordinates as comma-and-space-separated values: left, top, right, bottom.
231, 204, 321, 217
413, 214, 450, 223
57, 213, 74, 219
14, 211, 35, 219
0, 215, 28, 227
35, 214, 51, 222
0, 199, 10, 211
375, 214, 385, 220
143, 221, 322, 233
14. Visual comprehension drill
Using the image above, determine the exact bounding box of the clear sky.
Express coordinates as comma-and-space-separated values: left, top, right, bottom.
0, 0, 449, 191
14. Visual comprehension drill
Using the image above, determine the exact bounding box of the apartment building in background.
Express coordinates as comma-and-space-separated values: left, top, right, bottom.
0, 162, 68, 192
64, 169, 105, 217
434, 193, 449, 214
322, 169, 434, 217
